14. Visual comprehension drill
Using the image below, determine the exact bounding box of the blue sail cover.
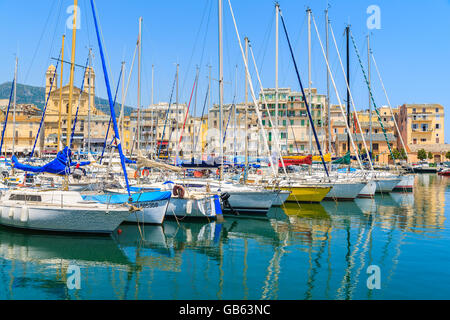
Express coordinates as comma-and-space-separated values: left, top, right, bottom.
11, 147, 90, 175
124, 156, 136, 164
82, 190, 171, 204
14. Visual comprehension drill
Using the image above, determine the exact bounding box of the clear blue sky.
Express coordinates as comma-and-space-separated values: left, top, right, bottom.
0, 0, 449, 142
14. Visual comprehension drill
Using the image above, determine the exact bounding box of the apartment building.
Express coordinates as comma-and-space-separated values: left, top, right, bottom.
398, 104, 444, 146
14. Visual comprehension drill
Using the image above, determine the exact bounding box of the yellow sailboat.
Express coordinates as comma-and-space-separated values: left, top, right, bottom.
278, 184, 331, 203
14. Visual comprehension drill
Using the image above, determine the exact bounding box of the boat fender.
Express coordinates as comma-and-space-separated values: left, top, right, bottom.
173, 185, 185, 199
20, 207, 29, 223
186, 200, 193, 215
134, 170, 140, 179
142, 169, 150, 177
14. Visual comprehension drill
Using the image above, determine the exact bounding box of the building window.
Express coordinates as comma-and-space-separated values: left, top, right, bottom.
373, 144, 379, 151
436, 124, 440, 129
436, 138, 440, 143
413, 139, 417, 144
421, 138, 426, 142
436, 108, 439, 113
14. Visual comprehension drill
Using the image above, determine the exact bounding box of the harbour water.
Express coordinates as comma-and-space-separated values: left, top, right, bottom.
0, 174, 449, 300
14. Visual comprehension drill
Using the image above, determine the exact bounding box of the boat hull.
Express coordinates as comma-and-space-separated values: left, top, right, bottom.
124, 199, 169, 224
324, 182, 366, 201
392, 175, 415, 192
271, 190, 291, 206
358, 181, 377, 198
0, 205, 130, 234
166, 196, 217, 219
223, 190, 275, 214
279, 186, 331, 203
375, 178, 402, 193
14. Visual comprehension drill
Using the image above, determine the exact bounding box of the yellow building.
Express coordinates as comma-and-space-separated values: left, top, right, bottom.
398, 103, 445, 146
0, 104, 42, 156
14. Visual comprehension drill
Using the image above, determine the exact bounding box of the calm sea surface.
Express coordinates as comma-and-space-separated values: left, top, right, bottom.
1, 174, 449, 300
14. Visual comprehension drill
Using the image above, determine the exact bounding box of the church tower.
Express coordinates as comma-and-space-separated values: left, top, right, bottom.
84, 66, 95, 113
45, 65, 58, 99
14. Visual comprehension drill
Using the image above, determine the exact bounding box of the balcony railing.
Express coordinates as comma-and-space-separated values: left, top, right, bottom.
412, 128, 433, 133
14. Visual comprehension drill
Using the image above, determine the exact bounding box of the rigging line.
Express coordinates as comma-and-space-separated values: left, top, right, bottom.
278, 8, 329, 177
83, 0, 92, 47
249, 44, 288, 176
92, 0, 115, 86
180, 0, 211, 99
24, 0, 58, 84
255, 6, 275, 74
193, 82, 210, 154
90, 0, 131, 198
29, 49, 62, 160
222, 95, 236, 145
70, 56, 91, 148
0, 79, 15, 156
118, 43, 139, 142
47, 0, 64, 67
99, 66, 124, 164
157, 72, 177, 158
328, 22, 372, 170
349, 30, 396, 166
280, 14, 307, 86
371, 52, 409, 160
178, 75, 198, 149
223, 6, 235, 96
227, 0, 276, 175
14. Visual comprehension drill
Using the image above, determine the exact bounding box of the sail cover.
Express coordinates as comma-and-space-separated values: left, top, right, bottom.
332, 152, 351, 165
11, 147, 90, 175
82, 190, 171, 204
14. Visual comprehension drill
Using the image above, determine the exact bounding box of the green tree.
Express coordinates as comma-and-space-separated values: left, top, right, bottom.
445, 151, 450, 160
417, 149, 427, 161
428, 152, 433, 160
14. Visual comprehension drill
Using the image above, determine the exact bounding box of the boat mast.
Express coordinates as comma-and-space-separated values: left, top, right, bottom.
275, 3, 279, 154
325, 8, 331, 155
57, 35, 65, 152
87, 48, 93, 154
12, 56, 17, 158
175, 63, 179, 163
307, 8, 312, 156
151, 64, 154, 157
137, 17, 142, 154
346, 25, 351, 156
244, 36, 249, 183
218, 0, 224, 181
368, 34, 372, 157
193, 65, 199, 159
233, 64, 237, 160
119, 60, 125, 145
65, 0, 78, 190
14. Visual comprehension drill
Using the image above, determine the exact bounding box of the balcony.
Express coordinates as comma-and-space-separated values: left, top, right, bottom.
411, 117, 432, 122
412, 128, 433, 133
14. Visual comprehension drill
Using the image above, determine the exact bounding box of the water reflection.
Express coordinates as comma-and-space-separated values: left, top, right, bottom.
0, 174, 449, 299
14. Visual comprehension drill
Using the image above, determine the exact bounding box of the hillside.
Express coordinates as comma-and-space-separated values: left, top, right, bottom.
0, 82, 134, 116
